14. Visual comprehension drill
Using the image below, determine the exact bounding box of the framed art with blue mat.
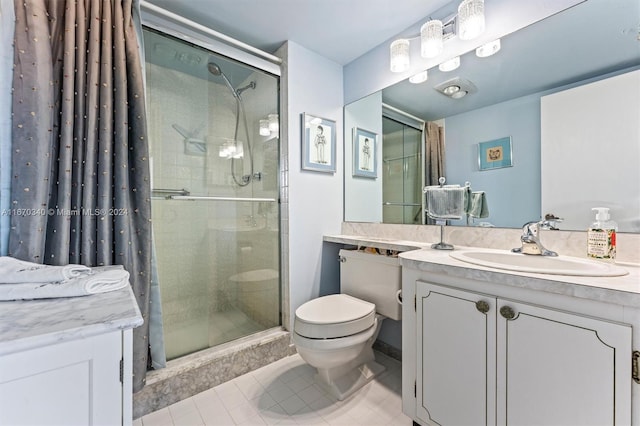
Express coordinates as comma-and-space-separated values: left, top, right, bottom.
301, 113, 336, 173
353, 127, 377, 178
478, 137, 512, 171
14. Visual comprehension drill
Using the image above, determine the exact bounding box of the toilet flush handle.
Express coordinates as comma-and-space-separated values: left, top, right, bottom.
338, 256, 346, 263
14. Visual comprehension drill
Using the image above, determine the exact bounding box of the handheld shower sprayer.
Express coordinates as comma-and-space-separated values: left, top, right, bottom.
207, 62, 256, 99
207, 62, 239, 99
206, 61, 260, 187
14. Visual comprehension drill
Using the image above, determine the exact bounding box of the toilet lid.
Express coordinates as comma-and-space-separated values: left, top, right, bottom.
294, 294, 376, 339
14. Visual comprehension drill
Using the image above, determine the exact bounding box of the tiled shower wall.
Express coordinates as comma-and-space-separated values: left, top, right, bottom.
146, 62, 280, 360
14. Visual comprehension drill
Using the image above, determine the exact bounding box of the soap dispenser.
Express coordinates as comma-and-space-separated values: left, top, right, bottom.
587, 207, 617, 262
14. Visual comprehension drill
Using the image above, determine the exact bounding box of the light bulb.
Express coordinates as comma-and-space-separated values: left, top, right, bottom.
457, 0, 485, 41
390, 39, 410, 73
421, 20, 443, 58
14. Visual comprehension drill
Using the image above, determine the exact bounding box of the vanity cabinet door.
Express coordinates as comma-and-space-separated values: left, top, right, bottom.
496, 299, 631, 426
0, 330, 125, 426
416, 281, 496, 426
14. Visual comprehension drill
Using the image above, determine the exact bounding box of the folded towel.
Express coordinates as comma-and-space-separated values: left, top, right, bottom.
467, 191, 489, 218
0, 256, 91, 284
0, 268, 129, 301
425, 185, 467, 220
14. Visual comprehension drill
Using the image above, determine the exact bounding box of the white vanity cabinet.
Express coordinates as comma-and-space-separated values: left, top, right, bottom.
496, 298, 630, 425
0, 329, 131, 425
414, 281, 631, 425
415, 282, 497, 425
0, 286, 143, 426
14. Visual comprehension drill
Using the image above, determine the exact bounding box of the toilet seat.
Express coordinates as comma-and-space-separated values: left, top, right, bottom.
294, 294, 375, 339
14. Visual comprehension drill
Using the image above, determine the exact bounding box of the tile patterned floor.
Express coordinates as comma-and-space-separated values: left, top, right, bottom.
136, 352, 411, 425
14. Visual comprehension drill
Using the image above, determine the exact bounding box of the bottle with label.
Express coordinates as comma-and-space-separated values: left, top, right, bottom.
587, 207, 617, 262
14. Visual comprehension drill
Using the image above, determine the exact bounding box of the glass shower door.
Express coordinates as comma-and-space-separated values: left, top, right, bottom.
382, 116, 423, 224
144, 28, 280, 361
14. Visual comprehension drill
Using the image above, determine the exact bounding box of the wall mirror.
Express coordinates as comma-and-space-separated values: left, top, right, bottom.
344, 0, 640, 232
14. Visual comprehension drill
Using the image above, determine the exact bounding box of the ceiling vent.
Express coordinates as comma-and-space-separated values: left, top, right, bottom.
434, 77, 478, 99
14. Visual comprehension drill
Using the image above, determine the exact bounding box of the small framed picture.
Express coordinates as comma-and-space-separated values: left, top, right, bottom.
478, 136, 513, 171
353, 127, 378, 178
301, 113, 336, 173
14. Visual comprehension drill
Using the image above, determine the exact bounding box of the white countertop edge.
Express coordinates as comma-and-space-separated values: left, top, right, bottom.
0, 285, 144, 356
0, 315, 144, 356
324, 234, 640, 308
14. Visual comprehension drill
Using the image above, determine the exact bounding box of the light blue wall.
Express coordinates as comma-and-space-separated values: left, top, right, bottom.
445, 94, 541, 228
344, 91, 383, 223
280, 41, 345, 330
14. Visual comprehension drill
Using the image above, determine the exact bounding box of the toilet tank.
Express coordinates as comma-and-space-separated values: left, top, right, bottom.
339, 249, 402, 320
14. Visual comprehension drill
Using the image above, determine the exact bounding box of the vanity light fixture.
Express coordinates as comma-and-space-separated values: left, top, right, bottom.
438, 56, 460, 72
457, 0, 485, 40
409, 70, 429, 84
389, 0, 486, 72
390, 39, 411, 72
420, 20, 443, 58
476, 39, 501, 57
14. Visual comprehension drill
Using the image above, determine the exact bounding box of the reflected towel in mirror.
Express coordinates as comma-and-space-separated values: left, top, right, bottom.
467, 191, 489, 218
425, 185, 467, 219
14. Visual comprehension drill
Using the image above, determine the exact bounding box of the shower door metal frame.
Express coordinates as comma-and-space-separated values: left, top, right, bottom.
140, 6, 281, 78
141, 9, 285, 356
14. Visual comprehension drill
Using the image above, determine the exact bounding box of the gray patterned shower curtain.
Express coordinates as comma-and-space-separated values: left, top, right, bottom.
425, 121, 445, 224
10, 0, 152, 392
425, 121, 445, 187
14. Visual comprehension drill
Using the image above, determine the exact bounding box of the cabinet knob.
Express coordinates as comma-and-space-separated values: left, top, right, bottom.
475, 300, 490, 314
500, 306, 516, 320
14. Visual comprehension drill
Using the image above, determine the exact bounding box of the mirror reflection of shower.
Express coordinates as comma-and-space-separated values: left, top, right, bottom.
207, 61, 259, 187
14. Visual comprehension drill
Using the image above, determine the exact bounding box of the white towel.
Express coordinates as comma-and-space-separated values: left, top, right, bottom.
425, 186, 467, 219
0, 268, 129, 301
0, 256, 92, 283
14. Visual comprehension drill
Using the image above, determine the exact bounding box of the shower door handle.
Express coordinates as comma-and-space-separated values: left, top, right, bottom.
152, 188, 191, 198
170, 196, 276, 202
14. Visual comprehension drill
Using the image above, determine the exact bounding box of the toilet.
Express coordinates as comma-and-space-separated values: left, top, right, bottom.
293, 248, 402, 400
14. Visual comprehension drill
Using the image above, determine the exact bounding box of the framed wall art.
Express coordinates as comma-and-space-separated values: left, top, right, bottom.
478, 136, 513, 171
301, 113, 336, 173
353, 127, 377, 178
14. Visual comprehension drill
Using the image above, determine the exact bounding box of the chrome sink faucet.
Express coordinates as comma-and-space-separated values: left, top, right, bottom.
511, 220, 560, 256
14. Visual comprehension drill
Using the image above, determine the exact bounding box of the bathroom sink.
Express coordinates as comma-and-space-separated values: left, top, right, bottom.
450, 250, 628, 277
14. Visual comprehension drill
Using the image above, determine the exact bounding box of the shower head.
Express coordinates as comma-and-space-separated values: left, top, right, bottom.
207, 61, 239, 99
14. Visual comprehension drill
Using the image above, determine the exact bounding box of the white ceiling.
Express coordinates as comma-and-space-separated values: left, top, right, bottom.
143, 0, 453, 65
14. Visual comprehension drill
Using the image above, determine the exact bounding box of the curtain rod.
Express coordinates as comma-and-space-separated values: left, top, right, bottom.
382, 103, 426, 124
139, 1, 283, 65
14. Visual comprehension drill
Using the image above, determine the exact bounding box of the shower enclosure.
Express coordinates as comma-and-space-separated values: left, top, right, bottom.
143, 28, 281, 361
382, 116, 423, 224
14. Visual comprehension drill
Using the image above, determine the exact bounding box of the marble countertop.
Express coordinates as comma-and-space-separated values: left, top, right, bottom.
324, 234, 640, 308
0, 285, 143, 356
